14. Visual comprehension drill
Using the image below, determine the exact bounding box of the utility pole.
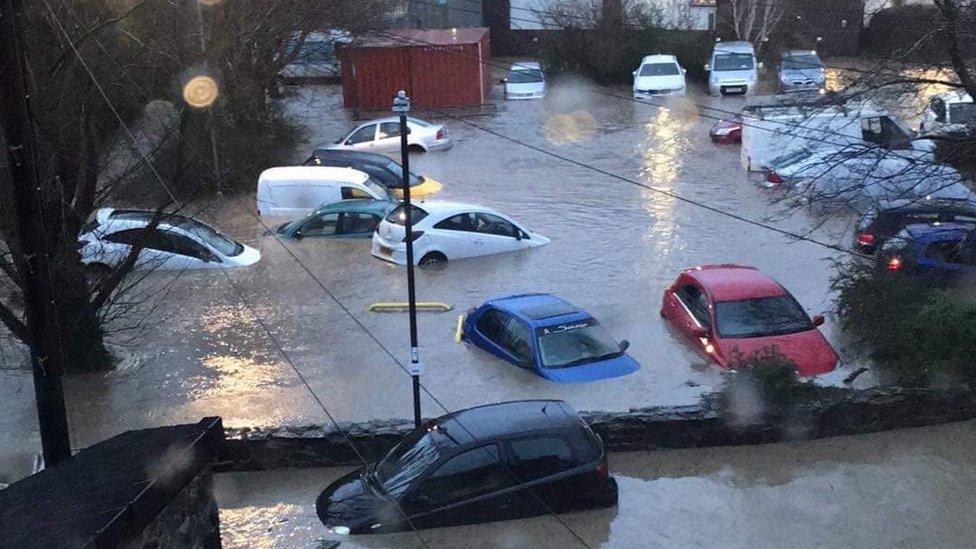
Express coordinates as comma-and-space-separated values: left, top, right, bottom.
0, 0, 72, 465
393, 90, 423, 429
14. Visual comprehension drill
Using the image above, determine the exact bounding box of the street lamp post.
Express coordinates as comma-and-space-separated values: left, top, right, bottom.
393, 90, 423, 429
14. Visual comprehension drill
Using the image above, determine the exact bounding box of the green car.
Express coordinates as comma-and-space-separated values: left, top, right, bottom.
275, 199, 397, 239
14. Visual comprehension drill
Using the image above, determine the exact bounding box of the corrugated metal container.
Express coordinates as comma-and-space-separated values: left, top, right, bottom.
338, 28, 491, 111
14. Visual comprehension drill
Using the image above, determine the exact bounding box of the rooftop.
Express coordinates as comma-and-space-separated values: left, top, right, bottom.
433, 400, 580, 445
342, 27, 489, 49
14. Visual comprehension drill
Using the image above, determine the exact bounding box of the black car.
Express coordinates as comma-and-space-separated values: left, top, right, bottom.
854, 198, 976, 254
315, 400, 617, 535
303, 149, 442, 198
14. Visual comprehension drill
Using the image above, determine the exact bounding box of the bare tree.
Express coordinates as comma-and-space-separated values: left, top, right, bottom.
728, 0, 785, 46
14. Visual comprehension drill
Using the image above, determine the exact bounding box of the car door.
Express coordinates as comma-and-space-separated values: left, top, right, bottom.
432, 213, 481, 259
374, 121, 405, 153
919, 237, 976, 275
500, 316, 535, 369
474, 307, 514, 361
295, 212, 339, 238
100, 228, 163, 267
343, 124, 377, 150
405, 444, 518, 530
503, 434, 581, 517
337, 212, 381, 237
472, 213, 526, 256
668, 282, 713, 342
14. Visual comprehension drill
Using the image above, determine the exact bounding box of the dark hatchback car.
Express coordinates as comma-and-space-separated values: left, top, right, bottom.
854, 198, 976, 254
316, 400, 617, 535
304, 149, 442, 198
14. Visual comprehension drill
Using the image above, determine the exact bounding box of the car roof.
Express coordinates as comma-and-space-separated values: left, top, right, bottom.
313, 199, 395, 215
358, 116, 431, 125
685, 264, 787, 301
259, 166, 368, 184
311, 149, 395, 165
411, 200, 500, 217
782, 49, 819, 57
432, 400, 583, 446
486, 293, 586, 324
640, 54, 678, 64
903, 222, 974, 239
874, 197, 976, 214
714, 41, 754, 53
510, 61, 541, 70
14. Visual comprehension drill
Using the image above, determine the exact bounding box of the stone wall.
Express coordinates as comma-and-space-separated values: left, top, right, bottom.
130, 469, 221, 549
217, 387, 976, 471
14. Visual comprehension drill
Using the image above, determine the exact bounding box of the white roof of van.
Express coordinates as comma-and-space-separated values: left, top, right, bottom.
714, 41, 754, 54
511, 61, 541, 70
259, 166, 368, 184
640, 54, 679, 64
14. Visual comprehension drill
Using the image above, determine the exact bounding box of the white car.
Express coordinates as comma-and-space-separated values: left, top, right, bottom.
80, 209, 260, 272
504, 62, 546, 100
371, 202, 550, 266
632, 54, 686, 97
327, 117, 451, 153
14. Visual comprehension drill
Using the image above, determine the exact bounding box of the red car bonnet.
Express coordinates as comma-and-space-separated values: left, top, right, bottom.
714, 330, 838, 377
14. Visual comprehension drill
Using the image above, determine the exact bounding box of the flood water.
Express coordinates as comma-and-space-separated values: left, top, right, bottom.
2, 80, 869, 480
215, 420, 976, 548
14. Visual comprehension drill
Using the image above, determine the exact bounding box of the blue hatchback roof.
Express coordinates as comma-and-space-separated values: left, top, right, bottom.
488, 293, 587, 325
904, 221, 974, 240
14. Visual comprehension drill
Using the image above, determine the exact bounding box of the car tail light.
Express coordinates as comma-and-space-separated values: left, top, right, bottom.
765, 170, 783, 185
435, 128, 445, 140
887, 256, 903, 271
856, 232, 876, 247
403, 230, 424, 243
596, 459, 609, 479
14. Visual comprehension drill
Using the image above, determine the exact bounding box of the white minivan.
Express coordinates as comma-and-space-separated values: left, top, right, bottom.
705, 41, 760, 96
256, 166, 393, 217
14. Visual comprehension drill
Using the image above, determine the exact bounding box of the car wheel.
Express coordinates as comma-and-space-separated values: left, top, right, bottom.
419, 252, 446, 267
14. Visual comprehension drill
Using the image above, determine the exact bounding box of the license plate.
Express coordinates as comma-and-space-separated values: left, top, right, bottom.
725, 87, 743, 93
379, 246, 393, 257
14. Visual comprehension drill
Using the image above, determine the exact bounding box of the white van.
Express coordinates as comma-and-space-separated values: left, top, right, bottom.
705, 41, 760, 96
256, 166, 393, 217
919, 91, 974, 135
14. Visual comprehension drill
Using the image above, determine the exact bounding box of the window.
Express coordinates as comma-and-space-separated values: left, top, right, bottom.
948, 103, 975, 125
104, 229, 215, 261
507, 68, 544, 83
639, 63, 680, 77
675, 285, 710, 327
502, 318, 534, 364
385, 204, 429, 225
925, 240, 975, 266
434, 213, 478, 232
475, 213, 518, 238
509, 436, 575, 482
781, 53, 821, 71
476, 308, 508, 344
359, 164, 397, 187
378, 122, 402, 139
104, 228, 148, 246
338, 212, 380, 234
712, 53, 754, 71
341, 186, 372, 199
345, 124, 375, 145
714, 296, 813, 338
536, 319, 622, 369
377, 431, 448, 497
414, 445, 511, 507
299, 213, 339, 236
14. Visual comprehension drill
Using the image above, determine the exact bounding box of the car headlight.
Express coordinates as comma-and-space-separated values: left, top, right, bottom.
328, 526, 351, 535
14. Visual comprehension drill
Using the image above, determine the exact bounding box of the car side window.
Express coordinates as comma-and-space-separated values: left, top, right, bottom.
163, 232, 216, 261
476, 308, 509, 344
338, 212, 380, 234
104, 228, 147, 246
300, 213, 339, 236
341, 186, 372, 199
475, 213, 518, 238
502, 318, 534, 364
360, 165, 396, 187
434, 213, 478, 232
509, 436, 575, 482
676, 284, 711, 327
413, 445, 511, 508
345, 124, 375, 145
925, 240, 975, 266
378, 122, 402, 139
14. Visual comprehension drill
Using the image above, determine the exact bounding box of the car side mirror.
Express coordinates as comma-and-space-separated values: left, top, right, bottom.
812, 314, 825, 327
691, 326, 709, 338
619, 339, 630, 352
515, 231, 522, 241
758, 61, 764, 69
704, 63, 710, 72
682, 67, 687, 74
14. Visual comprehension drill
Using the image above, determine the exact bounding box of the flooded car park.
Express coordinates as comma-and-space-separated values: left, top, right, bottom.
1, 81, 863, 476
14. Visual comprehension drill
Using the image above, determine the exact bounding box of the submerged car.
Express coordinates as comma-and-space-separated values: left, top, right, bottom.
315, 400, 618, 534
880, 222, 976, 276
632, 54, 686, 97
80, 208, 260, 271
778, 50, 826, 93
854, 198, 976, 254
504, 61, 547, 100
275, 199, 397, 239
328, 116, 451, 153
371, 201, 550, 266
710, 115, 743, 144
304, 149, 443, 198
660, 264, 837, 377
462, 293, 639, 382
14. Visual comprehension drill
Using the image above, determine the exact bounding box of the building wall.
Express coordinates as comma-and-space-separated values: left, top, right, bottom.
509, 0, 716, 30
405, 0, 483, 28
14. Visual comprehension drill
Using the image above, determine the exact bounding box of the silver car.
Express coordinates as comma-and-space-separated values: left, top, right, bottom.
327, 117, 452, 153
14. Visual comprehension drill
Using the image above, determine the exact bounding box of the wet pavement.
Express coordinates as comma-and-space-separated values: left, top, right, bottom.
1, 80, 869, 481
215, 420, 976, 548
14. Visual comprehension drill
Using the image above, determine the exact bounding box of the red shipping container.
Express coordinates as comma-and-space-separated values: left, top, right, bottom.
338, 28, 491, 111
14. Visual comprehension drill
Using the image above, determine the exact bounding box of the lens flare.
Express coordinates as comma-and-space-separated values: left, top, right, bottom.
183, 76, 219, 108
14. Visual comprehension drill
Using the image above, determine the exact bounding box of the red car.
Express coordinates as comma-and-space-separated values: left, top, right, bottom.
709, 115, 742, 144
660, 264, 837, 377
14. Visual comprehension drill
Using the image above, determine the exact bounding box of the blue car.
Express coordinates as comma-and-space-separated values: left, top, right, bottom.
461, 293, 640, 382
881, 222, 976, 276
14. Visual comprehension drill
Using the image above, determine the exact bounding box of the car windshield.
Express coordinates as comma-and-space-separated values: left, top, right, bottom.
713, 53, 755, 71
714, 296, 812, 338
508, 68, 544, 83
948, 103, 975, 125
384, 203, 429, 225
383, 159, 422, 186
375, 429, 446, 496
365, 180, 393, 200
537, 318, 622, 368
782, 53, 821, 70
639, 63, 680, 76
